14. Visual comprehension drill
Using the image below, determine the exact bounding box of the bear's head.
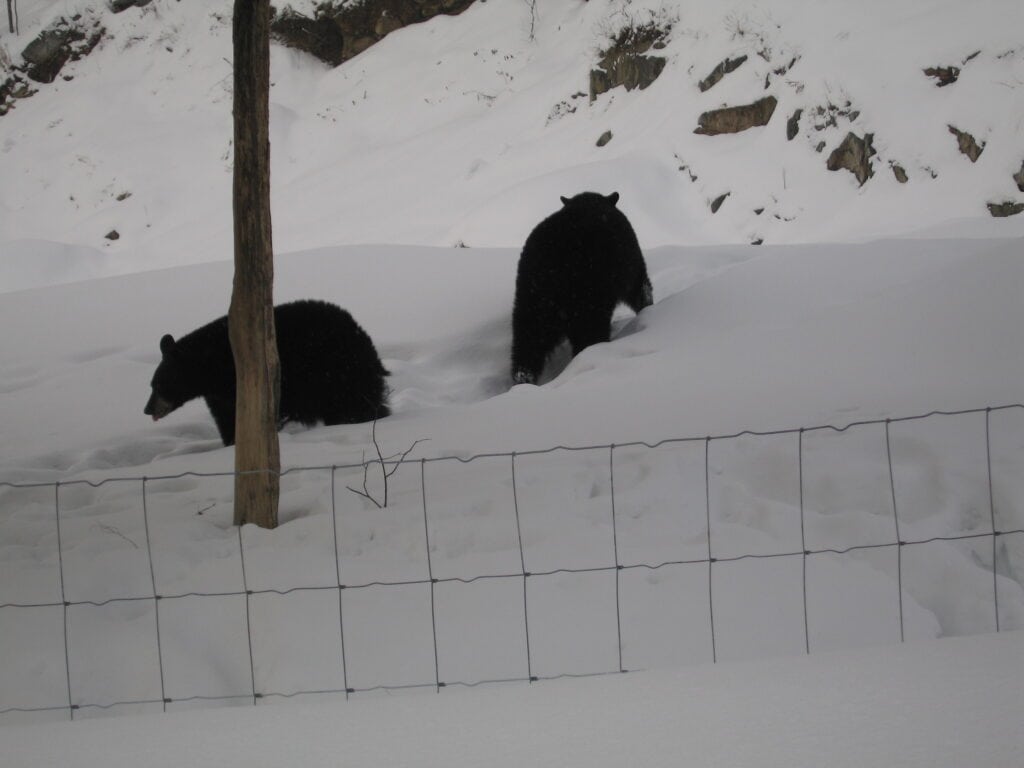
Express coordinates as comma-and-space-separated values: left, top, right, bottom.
560, 191, 619, 207
144, 334, 188, 421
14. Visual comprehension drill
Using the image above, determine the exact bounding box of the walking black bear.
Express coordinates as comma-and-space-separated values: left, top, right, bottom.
510, 191, 653, 384
144, 299, 389, 445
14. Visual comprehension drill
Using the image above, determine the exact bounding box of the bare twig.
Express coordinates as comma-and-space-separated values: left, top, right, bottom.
346, 417, 427, 509
349, 450, 382, 509
93, 523, 139, 549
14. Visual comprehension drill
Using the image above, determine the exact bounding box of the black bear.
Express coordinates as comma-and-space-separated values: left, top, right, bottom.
510, 191, 653, 384
144, 299, 389, 446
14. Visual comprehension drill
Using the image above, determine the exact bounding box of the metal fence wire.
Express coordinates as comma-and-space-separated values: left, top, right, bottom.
1, 404, 1022, 722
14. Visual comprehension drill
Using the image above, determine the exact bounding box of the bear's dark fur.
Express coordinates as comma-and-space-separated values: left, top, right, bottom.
510, 191, 653, 384
144, 299, 389, 446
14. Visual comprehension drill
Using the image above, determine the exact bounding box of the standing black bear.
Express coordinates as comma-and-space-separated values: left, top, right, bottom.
511, 191, 653, 384
144, 299, 389, 446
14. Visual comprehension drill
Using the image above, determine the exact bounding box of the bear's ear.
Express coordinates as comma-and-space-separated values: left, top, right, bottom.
159, 334, 176, 356
560, 196, 571, 206
607, 192, 620, 205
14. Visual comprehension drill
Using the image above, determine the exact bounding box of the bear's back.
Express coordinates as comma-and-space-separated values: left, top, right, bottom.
522, 195, 641, 278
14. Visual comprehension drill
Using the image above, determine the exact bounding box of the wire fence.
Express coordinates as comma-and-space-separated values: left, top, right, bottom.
1, 404, 1022, 722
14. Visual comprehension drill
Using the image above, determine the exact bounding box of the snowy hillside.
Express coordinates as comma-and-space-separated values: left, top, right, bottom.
1, 0, 1023, 764
2, 0, 1023, 289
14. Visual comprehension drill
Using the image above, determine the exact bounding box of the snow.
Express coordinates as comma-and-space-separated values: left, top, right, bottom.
2, 0, 1023, 274
4, 631, 1024, 768
1, 0, 1023, 764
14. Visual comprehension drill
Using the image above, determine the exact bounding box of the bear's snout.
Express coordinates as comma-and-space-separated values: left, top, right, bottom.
144, 393, 174, 421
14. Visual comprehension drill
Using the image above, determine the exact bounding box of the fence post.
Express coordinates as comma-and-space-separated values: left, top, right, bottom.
237, 525, 258, 704
141, 478, 168, 711
798, 429, 810, 655
884, 420, 906, 643
985, 408, 1001, 632
54, 481, 74, 720
420, 459, 441, 692
510, 453, 535, 682
609, 445, 625, 673
329, 466, 352, 699
704, 437, 717, 663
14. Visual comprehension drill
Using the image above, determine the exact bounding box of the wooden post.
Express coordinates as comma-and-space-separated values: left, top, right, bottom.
229, 0, 279, 528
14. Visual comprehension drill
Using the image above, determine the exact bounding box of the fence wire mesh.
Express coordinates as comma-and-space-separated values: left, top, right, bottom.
1, 404, 1022, 722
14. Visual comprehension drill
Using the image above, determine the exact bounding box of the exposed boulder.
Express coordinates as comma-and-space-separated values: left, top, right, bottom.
786, 108, 802, 141
826, 132, 876, 186
1014, 160, 1024, 192
271, 10, 346, 67
710, 192, 730, 213
19, 17, 102, 84
698, 55, 747, 92
923, 49, 980, 86
590, 21, 670, 101
891, 163, 909, 184
22, 29, 78, 83
923, 65, 960, 86
109, 0, 152, 12
596, 130, 613, 147
694, 95, 777, 136
272, 0, 478, 67
948, 125, 984, 162
987, 201, 1024, 218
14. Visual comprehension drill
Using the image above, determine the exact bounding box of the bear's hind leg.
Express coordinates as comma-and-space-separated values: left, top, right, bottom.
511, 335, 559, 385
567, 314, 612, 358
511, 311, 563, 385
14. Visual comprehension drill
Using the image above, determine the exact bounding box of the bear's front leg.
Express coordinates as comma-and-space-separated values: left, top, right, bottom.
205, 395, 237, 446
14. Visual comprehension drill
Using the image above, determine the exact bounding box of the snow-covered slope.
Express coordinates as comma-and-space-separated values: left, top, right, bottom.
6, 631, 1024, 768
2, 0, 1023, 287
1, 235, 1022, 727
0, 0, 1022, 758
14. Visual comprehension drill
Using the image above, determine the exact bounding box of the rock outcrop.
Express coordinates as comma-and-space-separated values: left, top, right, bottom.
698, 55, 747, 92
694, 95, 778, 136
948, 125, 984, 162
21, 30, 72, 81
826, 132, 876, 186
272, 10, 346, 67
786, 108, 802, 141
987, 201, 1024, 217
110, 0, 152, 12
20, 16, 103, 83
589, 22, 669, 102
272, 0, 477, 67
923, 65, 960, 87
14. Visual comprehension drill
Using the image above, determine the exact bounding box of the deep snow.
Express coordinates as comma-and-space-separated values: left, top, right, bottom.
4, 631, 1024, 768
1, 0, 1023, 765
